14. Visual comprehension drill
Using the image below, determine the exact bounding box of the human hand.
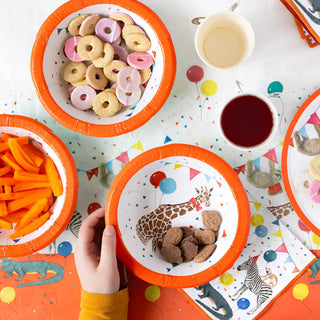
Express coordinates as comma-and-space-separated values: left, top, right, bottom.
75, 207, 120, 294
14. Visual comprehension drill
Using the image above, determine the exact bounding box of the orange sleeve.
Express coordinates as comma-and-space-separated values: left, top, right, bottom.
79, 288, 129, 320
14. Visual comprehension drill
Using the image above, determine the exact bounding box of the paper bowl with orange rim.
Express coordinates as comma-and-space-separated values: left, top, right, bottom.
106, 144, 250, 288
0, 114, 78, 257
30, 0, 176, 137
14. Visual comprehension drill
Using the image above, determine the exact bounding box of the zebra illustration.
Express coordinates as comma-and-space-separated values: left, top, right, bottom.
66, 210, 83, 238
229, 257, 273, 315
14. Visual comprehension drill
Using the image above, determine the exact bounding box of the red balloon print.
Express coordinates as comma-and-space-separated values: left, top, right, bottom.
87, 202, 102, 215
186, 65, 204, 83
150, 171, 166, 188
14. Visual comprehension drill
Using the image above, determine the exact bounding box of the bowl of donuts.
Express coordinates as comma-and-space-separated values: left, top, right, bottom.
106, 144, 250, 288
0, 114, 78, 257
31, 0, 176, 137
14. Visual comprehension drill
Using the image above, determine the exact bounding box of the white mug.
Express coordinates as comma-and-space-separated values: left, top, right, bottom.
219, 92, 279, 150
195, 12, 255, 70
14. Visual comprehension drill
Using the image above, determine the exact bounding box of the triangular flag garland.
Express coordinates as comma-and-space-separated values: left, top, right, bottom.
204, 174, 212, 183
174, 164, 183, 170
298, 125, 308, 138
252, 158, 260, 170
86, 167, 99, 181
289, 137, 294, 147
272, 219, 280, 226
307, 112, 320, 125
275, 242, 288, 253
234, 164, 246, 175
273, 230, 283, 238
164, 136, 173, 144
292, 266, 300, 273
190, 168, 201, 180
106, 160, 113, 173
285, 255, 294, 264
254, 202, 262, 211
263, 148, 278, 163
132, 140, 144, 151
116, 151, 129, 164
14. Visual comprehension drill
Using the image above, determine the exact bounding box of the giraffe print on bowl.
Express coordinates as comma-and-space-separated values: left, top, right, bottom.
136, 186, 213, 252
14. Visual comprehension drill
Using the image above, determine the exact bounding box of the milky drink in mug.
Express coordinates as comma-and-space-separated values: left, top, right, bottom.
195, 12, 255, 69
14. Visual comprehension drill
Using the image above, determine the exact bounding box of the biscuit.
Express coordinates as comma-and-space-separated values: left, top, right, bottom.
194, 244, 217, 263
110, 12, 134, 26
194, 229, 216, 246
160, 244, 183, 264
86, 64, 108, 90
61, 61, 87, 83
162, 227, 183, 248
68, 14, 88, 36
181, 227, 194, 239
77, 35, 103, 60
103, 60, 127, 82
92, 43, 114, 68
181, 235, 198, 246
125, 33, 151, 52
201, 210, 222, 232
79, 15, 101, 36
122, 25, 145, 39
180, 241, 198, 262
92, 89, 121, 117
140, 67, 151, 85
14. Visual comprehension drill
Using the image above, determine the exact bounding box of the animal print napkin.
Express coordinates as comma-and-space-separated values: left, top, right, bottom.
280, 0, 320, 46
182, 194, 315, 320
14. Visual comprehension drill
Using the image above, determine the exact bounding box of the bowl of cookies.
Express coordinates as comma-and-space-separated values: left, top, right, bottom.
0, 114, 78, 257
106, 144, 250, 288
31, 0, 176, 137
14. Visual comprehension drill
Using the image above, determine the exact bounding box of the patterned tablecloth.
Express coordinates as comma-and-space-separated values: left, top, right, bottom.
1, 0, 320, 319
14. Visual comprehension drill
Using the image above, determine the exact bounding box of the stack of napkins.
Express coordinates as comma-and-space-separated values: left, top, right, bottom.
280, 0, 320, 47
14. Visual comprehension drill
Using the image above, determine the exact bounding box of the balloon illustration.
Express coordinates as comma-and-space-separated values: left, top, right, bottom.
237, 297, 250, 310
267, 81, 283, 94
186, 65, 204, 83
145, 285, 161, 302
293, 283, 309, 301
219, 272, 233, 286
312, 233, 320, 247
255, 225, 268, 238
298, 219, 310, 233
263, 250, 277, 263
200, 80, 217, 97
159, 178, 177, 195
0, 287, 15, 304
251, 214, 264, 227
58, 241, 73, 257
150, 171, 166, 189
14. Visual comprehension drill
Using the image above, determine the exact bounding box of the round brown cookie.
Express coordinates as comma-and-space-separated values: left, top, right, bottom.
160, 244, 183, 264
181, 235, 198, 246
61, 61, 87, 83
194, 229, 216, 245
68, 15, 88, 36
201, 210, 222, 232
162, 227, 183, 248
180, 241, 198, 262
194, 244, 217, 263
180, 226, 193, 238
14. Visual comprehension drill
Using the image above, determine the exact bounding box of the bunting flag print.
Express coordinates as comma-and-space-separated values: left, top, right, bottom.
234, 164, 246, 175
275, 242, 288, 253
252, 158, 261, 170
306, 112, 320, 125
132, 140, 144, 151
174, 164, 183, 170
190, 168, 201, 180
86, 167, 99, 181
263, 148, 278, 163
116, 151, 129, 164
164, 136, 172, 144
298, 125, 308, 138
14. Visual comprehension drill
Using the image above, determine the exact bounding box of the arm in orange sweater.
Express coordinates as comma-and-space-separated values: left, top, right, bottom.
79, 288, 129, 320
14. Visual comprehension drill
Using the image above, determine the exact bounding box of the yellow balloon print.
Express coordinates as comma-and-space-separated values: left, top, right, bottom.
200, 80, 217, 97
251, 214, 264, 227
292, 283, 309, 301
145, 285, 161, 302
0, 286, 16, 304
312, 233, 320, 247
219, 272, 233, 285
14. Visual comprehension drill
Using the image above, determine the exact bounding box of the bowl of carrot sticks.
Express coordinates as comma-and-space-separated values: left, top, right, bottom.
0, 114, 78, 257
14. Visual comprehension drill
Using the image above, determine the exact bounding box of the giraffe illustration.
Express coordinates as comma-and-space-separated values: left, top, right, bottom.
136, 186, 213, 252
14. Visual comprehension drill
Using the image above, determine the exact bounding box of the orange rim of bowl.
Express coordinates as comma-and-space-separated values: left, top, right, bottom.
30, 0, 176, 137
0, 114, 79, 257
282, 88, 320, 236
105, 144, 250, 288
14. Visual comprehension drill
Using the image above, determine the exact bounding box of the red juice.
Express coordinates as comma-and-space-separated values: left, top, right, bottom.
221, 95, 274, 148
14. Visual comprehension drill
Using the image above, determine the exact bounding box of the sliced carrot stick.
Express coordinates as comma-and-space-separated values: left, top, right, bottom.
0, 143, 9, 153
0, 177, 20, 186
7, 187, 52, 213
0, 201, 8, 217
42, 193, 53, 212
0, 217, 12, 230
1, 152, 24, 171
15, 198, 48, 231
1, 133, 14, 142
4, 185, 11, 194
9, 212, 50, 239
21, 145, 43, 167
13, 170, 48, 182
13, 181, 51, 192
7, 138, 39, 173
0, 166, 11, 177
4, 208, 28, 223
44, 156, 63, 197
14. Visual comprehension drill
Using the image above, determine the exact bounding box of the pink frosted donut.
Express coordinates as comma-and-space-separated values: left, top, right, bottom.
117, 67, 141, 93
310, 179, 320, 203
112, 44, 128, 63
71, 85, 96, 110
95, 18, 121, 43
127, 52, 153, 70
116, 85, 141, 106
64, 36, 83, 62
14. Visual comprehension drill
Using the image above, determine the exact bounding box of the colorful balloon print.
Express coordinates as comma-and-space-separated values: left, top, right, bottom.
200, 80, 217, 97
159, 178, 177, 194
251, 214, 264, 227
255, 225, 268, 238
219, 272, 233, 286
150, 171, 166, 188
298, 219, 310, 233
145, 285, 161, 302
267, 81, 283, 94
237, 298, 250, 310
263, 250, 277, 263
292, 283, 309, 301
0, 287, 15, 304
186, 65, 204, 83
58, 241, 73, 257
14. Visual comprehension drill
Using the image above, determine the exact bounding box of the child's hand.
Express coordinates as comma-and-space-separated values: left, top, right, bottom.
75, 207, 120, 294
